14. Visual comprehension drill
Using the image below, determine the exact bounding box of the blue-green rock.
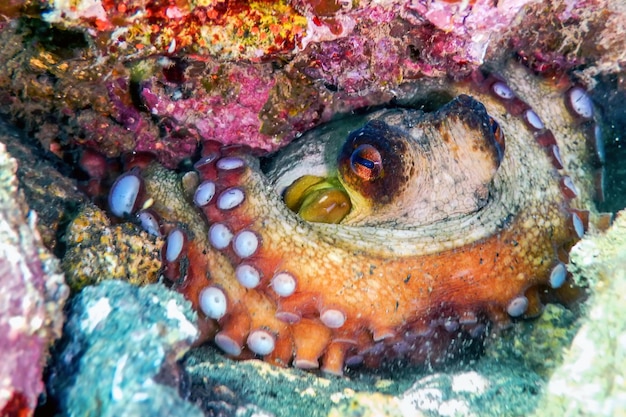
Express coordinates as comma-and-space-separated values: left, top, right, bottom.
48, 280, 203, 417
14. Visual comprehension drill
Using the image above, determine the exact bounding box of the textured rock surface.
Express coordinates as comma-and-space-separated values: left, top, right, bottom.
0, 1, 624, 167
63, 204, 163, 291
535, 211, 626, 417
0, 117, 86, 252
181, 304, 577, 417
0, 139, 68, 416
46, 280, 202, 417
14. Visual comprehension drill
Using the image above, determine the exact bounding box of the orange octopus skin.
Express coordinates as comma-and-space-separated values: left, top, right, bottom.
110, 60, 603, 375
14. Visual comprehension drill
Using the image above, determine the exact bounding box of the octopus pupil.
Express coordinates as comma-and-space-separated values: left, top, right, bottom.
349, 144, 383, 180
354, 155, 375, 169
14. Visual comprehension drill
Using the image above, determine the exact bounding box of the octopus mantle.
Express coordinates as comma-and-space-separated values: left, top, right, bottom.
108, 61, 601, 375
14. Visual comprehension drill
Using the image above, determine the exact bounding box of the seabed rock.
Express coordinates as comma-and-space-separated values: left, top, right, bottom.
0, 134, 68, 417
534, 211, 626, 417
46, 280, 203, 417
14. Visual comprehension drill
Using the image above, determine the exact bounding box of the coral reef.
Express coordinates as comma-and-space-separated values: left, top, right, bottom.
0, 139, 68, 417
0, 1, 623, 168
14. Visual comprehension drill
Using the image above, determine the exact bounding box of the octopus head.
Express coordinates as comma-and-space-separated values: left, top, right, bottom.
276, 95, 505, 228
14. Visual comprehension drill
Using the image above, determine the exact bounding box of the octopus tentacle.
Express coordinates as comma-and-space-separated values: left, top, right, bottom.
106, 60, 603, 375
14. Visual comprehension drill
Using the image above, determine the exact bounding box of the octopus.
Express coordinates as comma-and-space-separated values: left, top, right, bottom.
105, 59, 606, 376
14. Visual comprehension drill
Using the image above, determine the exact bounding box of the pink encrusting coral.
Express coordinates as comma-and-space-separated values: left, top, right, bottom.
0, 0, 624, 167
139, 64, 277, 153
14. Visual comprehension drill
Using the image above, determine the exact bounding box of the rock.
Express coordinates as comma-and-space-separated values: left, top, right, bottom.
2, 1, 624, 167
535, 211, 626, 417
46, 280, 203, 417
183, 340, 549, 417
0, 140, 68, 416
0, 117, 87, 252
62, 204, 163, 291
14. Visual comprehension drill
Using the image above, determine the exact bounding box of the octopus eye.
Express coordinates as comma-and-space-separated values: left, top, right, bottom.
350, 144, 383, 181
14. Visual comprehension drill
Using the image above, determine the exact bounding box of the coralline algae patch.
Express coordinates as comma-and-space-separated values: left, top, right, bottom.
506, 1, 626, 81
131, 60, 329, 158
63, 204, 163, 291
42, 0, 307, 59
0, 17, 341, 168
1, 0, 623, 172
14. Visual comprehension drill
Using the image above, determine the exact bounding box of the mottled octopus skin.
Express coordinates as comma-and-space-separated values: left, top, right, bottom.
112, 61, 601, 375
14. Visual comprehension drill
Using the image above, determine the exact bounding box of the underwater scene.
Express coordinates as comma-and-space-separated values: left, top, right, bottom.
0, 1, 625, 416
